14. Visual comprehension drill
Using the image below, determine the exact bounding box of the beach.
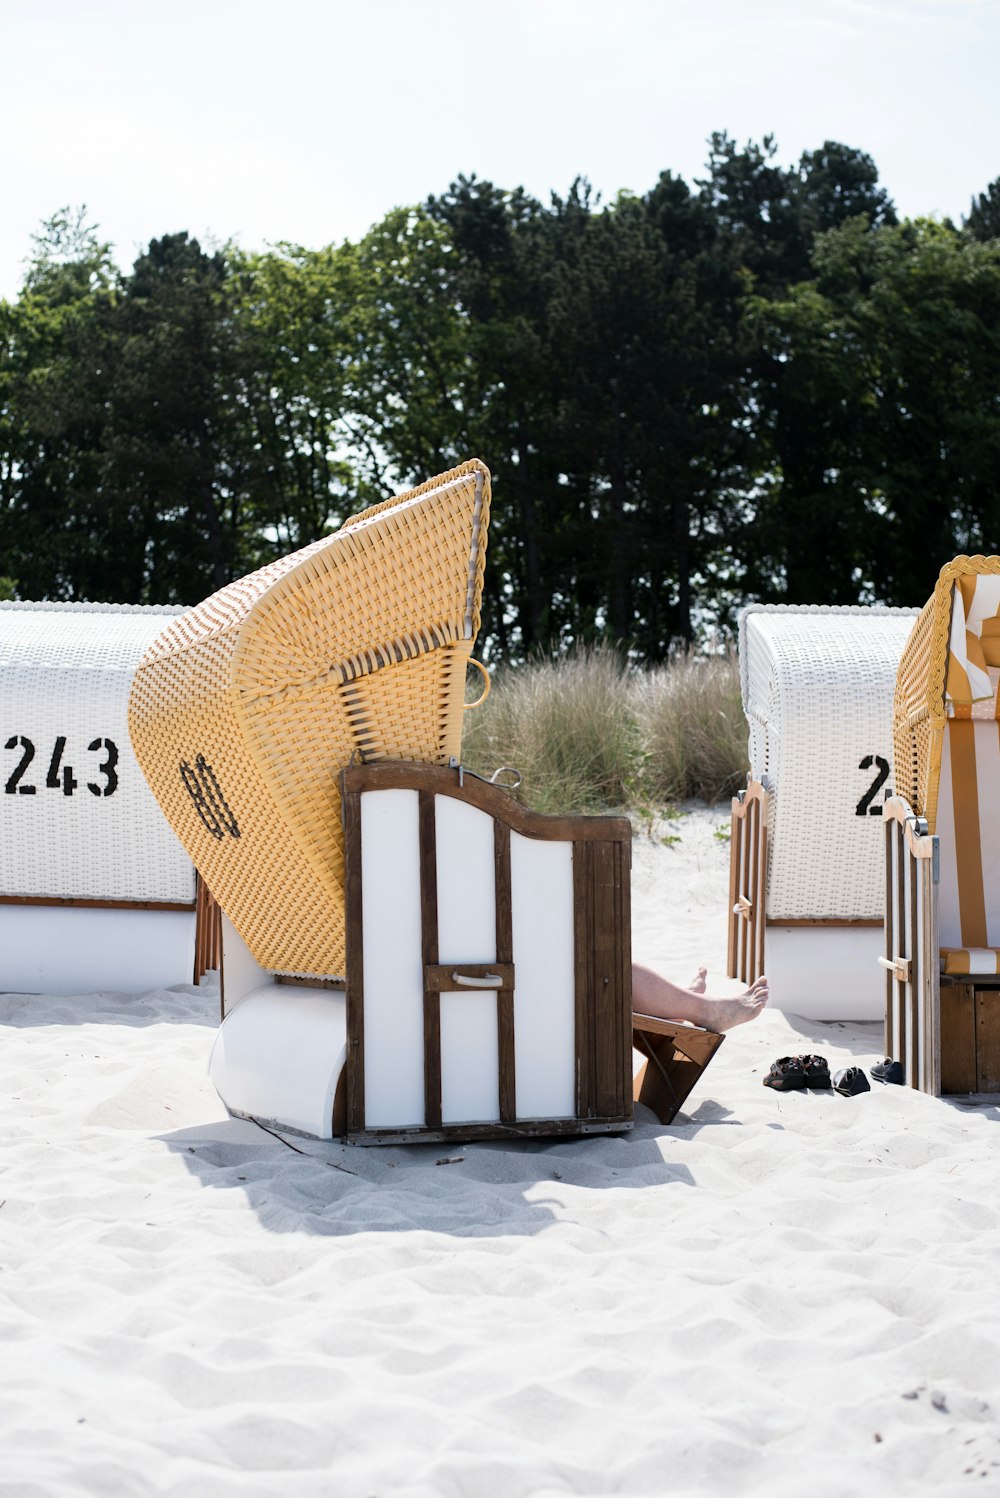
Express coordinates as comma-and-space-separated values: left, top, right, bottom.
2, 805, 999, 1497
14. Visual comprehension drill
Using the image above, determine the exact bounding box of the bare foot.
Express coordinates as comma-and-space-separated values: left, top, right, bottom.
688, 966, 708, 995
632, 964, 769, 1031
698, 976, 769, 1032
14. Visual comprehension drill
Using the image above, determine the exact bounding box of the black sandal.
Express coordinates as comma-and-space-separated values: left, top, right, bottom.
833, 1066, 871, 1096
802, 1054, 832, 1089
763, 1056, 807, 1090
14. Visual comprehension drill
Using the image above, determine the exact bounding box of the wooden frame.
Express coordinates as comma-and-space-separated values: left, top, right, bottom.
193, 875, 222, 988
728, 780, 767, 985
882, 795, 940, 1093
340, 762, 635, 1144
632, 1017, 725, 1124
938, 983, 1000, 1093
0, 895, 195, 911
883, 790, 1000, 1099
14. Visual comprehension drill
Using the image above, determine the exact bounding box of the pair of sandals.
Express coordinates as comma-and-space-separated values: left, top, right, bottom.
763, 1054, 831, 1091
763, 1055, 905, 1095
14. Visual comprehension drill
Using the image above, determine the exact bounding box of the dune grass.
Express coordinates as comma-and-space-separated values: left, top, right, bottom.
635, 649, 749, 805
462, 644, 749, 815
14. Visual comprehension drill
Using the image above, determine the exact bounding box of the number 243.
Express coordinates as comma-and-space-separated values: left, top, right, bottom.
4, 735, 119, 797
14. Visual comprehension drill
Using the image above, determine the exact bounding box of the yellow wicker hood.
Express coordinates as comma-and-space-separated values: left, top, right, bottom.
128, 460, 490, 979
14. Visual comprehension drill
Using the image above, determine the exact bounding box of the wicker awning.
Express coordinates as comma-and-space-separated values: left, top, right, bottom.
129, 460, 491, 980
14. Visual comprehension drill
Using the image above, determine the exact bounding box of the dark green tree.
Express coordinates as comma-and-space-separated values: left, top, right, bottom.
755, 218, 1000, 606
964, 177, 1000, 242
0, 208, 117, 599
703, 137, 897, 607
546, 183, 750, 652
102, 232, 239, 602
226, 241, 361, 559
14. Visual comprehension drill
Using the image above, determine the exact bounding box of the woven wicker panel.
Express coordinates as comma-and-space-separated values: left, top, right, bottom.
0, 602, 195, 902
893, 556, 1000, 829
739, 606, 920, 920
128, 460, 490, 979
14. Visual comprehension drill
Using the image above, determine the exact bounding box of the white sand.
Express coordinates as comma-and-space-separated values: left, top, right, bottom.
3, 805, 1000, 1497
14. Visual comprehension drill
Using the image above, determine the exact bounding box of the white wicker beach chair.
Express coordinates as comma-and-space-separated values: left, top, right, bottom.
729, 604, 919, 1019
884, 556, 1000, 1095
130, 462, 688, 1143
0, 602, 205, 995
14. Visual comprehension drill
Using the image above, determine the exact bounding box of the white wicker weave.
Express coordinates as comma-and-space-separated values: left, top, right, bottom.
0, 602, 195, 903
739, 605, 920, 921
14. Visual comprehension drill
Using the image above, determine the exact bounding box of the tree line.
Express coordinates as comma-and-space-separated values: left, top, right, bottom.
2, 134, 1000, 660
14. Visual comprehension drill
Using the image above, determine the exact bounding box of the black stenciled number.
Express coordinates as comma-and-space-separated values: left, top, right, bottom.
195, 754, 240, 837
87, 737, 119, 797
46, 736, 78, 796
180, 760, 223, 838
4, 735, 37, 794
856, 754, 890, 816
179, 755, 240, 840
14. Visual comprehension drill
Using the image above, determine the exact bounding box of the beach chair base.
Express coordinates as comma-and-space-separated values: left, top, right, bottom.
210, 975, 634, 1145
632, 1016, 725, 1124
209, 764, 639, 1144
940, 979, 1000, 1095
209, 980, 348, 1139
882, 804, 1000, 1095
0, 900, 198, 997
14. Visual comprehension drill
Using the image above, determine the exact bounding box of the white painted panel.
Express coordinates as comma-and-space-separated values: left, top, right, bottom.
436, 794, 501, 1122
361, 789, 425, 1127
765, 926, 885, 1020
936, 728, 962, 949
0, 906, 195, 996
440, 990, 500, 1122
511, 833, 575, 1118
209, 982, 347, 1139
435, 795, 496, 962
221, 912, 269, 1014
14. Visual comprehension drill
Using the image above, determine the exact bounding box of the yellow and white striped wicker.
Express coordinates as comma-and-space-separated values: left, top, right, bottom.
894, 558, 1000, 975
128, 460, 491, 981
894, 557, 1000, 832
0, 602, 194, 903
739, 604, 920, 921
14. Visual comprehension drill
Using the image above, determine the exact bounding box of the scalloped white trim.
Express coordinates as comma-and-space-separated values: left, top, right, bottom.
737, 603, 920, 711
0, 601, 186, 615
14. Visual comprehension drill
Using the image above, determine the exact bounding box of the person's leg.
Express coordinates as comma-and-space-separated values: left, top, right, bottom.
632, 964, 768, 1032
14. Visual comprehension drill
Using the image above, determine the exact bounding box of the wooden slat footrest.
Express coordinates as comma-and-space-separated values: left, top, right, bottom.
632, 1016, 725, 1124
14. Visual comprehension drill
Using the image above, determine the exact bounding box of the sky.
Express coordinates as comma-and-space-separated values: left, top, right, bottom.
2, 0, 998, 299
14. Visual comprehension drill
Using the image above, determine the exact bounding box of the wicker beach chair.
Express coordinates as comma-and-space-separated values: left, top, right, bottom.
130, 461, 697, 1142
884, 555, 1000, 1095
129, 461, 493, 984
0, 602, 204, 995
729, 605, 919, 1019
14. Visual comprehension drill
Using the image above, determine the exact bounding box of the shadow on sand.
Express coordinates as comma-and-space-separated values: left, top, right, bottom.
157, 1100, 731, 1239
0, 983, 219, 1029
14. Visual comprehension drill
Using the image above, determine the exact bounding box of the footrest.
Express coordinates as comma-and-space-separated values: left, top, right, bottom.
632, 1016, 725, 1124
209, 983, 348, 1139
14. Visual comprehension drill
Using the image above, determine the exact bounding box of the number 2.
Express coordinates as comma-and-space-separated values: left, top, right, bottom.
856, 754, 890, 816
4, 735, 36, 794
